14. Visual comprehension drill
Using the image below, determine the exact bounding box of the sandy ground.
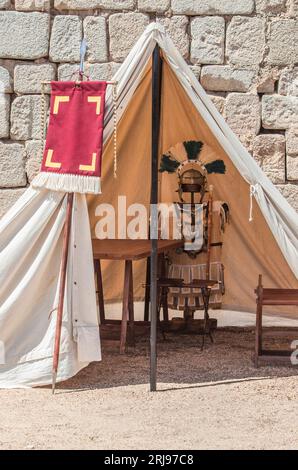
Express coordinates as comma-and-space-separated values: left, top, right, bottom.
0, 327, 297, 450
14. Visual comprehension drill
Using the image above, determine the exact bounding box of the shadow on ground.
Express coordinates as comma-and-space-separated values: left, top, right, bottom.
55, 328, 298, 393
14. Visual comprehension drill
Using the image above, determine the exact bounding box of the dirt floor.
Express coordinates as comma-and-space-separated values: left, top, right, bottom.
0, 328, 297, 450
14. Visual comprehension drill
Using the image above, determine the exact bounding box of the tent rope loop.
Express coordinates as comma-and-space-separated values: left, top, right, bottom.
249, 184, 258, 222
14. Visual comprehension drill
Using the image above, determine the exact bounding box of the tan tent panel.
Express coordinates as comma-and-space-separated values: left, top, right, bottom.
88, 58, 297, 316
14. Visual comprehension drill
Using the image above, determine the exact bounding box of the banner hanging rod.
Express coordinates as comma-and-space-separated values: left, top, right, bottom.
41, 80, 118, 85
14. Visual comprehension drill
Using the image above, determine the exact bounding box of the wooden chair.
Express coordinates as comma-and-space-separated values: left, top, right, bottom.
255, 274, 298, 367
146, 189, 218, 348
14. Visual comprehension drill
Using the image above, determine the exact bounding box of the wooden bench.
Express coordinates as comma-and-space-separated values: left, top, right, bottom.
255, 274, 298, 367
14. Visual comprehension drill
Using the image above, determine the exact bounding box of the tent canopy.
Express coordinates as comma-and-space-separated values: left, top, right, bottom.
0, 23, 297, 388
88, 23, 298, 311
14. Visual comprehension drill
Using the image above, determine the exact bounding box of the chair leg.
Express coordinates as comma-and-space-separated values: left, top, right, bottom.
144, 257, 150, 321
255, 301, 263, 368
255, 275, 263, 368
161, 287, 169, 322
155, 285, 166, 341
120, 260, 131, 354
128, 260, 135, 348
94, 259, 105, 325
201, 287, 213, 350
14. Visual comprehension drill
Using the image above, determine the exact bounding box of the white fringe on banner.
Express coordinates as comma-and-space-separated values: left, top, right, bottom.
32, 172, 101, 195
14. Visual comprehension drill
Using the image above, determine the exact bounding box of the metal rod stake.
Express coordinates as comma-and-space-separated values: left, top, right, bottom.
52, 192, 74, 394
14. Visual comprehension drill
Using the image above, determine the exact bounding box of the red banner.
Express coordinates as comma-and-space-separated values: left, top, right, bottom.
32, 81, 107, 194
34, 81, 107, 194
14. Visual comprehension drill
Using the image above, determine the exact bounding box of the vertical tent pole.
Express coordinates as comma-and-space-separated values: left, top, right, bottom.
150, 44, 163, 392
52, 192, 74, 394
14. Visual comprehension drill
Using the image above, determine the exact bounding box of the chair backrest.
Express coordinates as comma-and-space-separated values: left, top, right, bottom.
255, 274, 298, 306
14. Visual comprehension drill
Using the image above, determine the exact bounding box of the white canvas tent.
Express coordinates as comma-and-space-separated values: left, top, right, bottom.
0, 23, 297, 389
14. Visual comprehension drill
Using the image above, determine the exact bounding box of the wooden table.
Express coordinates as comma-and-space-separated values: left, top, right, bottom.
92, 239, 184, 353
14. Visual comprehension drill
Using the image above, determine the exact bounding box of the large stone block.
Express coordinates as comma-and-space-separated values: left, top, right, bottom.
262, 95, 298, 130
286, 155, 298, 180
289, 0, 298, 17
0, 66, 12, 93
172, 0, 254, 15
278, 68, 298, 97
238, 134, 254, 153
267, 20, 298, 66
190, 65, 201, 80
0, 1, 10, 9
87, 63, 121, 81
25, 140, 42, 182
256, 73, 275, 93
277, 184, 298, 212
49, 15, 82, 63
14, 64, 56, 94
54, 0, 134, 10
97, 0, 134, 8
157, 16, 189, 59
286, 127, 298, 180
286, 127, 298, 156
15, 0, 50, 10
0, 189, 26, 219
58, 62, 120, 81
138, 0, 170, 12
190, 17, 225, 65
226, 17, 266, 66
252, 134, 285, 184
54, 0, 98, 7
224, 93, 261, 136
0, 142, 26, 187
10, 95, 49, 141
109, 13, 149, 62
208, 94, 225, 115
201, 66, 256, 92
0, 94, 10, 138
255, 0, 286, 14
0, 12, 50, 60
57, 63, 79, 81
83, 16, 108, 63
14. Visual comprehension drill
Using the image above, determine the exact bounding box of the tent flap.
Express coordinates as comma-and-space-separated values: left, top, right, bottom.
0, 190, 100, 388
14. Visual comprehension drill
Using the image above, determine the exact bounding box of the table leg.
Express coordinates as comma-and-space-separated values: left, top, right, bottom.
120, 260, 132, 354
94, 259, 105, 325
128, 260, 135, 347
144, 257, 150, 321
159, 253, 169, 322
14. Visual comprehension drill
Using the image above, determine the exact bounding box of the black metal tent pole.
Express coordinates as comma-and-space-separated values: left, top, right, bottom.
150, 44, 163, 392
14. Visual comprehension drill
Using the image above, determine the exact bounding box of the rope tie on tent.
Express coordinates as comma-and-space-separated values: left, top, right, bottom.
112, 84, 118, 178
249, 184, 258, 222
40, 81, 47, 158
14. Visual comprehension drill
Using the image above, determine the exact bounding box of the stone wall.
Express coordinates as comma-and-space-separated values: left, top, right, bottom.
0, 0, 297, 217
